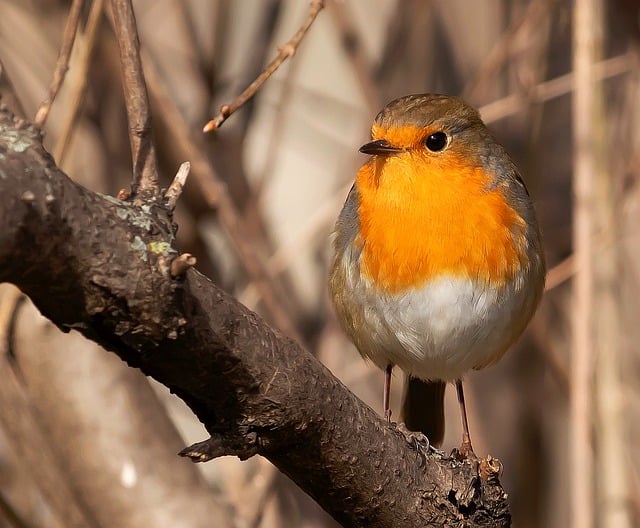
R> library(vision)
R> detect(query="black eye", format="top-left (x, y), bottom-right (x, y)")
top-left (425, 132), bottom-right (448, 152)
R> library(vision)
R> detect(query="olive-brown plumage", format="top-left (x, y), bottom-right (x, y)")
top-left (329, 94), bottom-right (545, 454)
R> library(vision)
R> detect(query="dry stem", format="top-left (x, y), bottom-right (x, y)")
top-left (327, 1), bottom-right (379, 114)
top-left (164, 161), bottom-right (191, 211)
top-left (110, 0), bottom-right (160, 202)
top-left (203, 0), bottom-right (325, 132)
top-left (571, 1), bottom-right (597, 526)
top-left (141, 51), bottom-right (302, 341)
top-left (53, 0), bottom-right (105, 166)
top-left (34, 0), bottom-right (85, 127)
top-left (463, 0), bottom-right (550, 101)
top-left (479, 52), bottom-right (633, 125)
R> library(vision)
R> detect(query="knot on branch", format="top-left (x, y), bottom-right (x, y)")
top-left (179, 430), bottom-right (260, 462)
top-left (170, 253), bottom-right (197, 277)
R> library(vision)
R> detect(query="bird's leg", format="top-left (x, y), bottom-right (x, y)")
top-left (455, 379), bottom-right (475, 458)
top-left (383, 364), bottom-right (393, 422)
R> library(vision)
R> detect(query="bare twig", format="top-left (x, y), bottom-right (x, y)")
top-left (203, 0), bottom-right (325, 132)
top-left (0, 59), bottom-right (27, 118)
top-left (0, 353), bottom-right (98, 527)
top-left (250, 28), bottom-right (302, 205)
top-left (53, 0), bottom-right (105, 166)
top-left (590, 26), bottom-right (633, 528)
top-left (245, 463), bottom-right (280, 528)
top-left (0, 489), bottom-right (32, 528)
top-left (34, 0), bottom-right (85, 127)
top-left (571, 1), bottom-right (597, 526)
top-left (141, 51), bottom-right (302, 341)
top-left (327, 1), bottom-right (379, 114)
top-left (543, 218), bottom-right (640, 293)
top-left (267, 185), bottom-right (347, 277)
top-left (463, 0), bottom-right (551, 101)
top-left (479, 52), bottom-right (633, 125)
top-left (545, 254), bottom-right (575, 291)
top-left (164, 161), bottom-right (190, 211)
top-left (239, 181), bottom-right (348, 310)
top-left (110, 0), bottom-right (160, 202)
top-left (528, 314), bottom-right (571, 396)
top-left (170, 0), bottom-right (205, 75)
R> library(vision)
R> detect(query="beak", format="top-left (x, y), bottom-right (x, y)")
top-left (359, 139), bottom-right (403, 156)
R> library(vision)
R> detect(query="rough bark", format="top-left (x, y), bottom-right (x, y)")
top-left (0, 107), bottom-right (511, 527)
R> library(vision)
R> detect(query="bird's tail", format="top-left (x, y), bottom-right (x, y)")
top-left (400, 377), bottom-right (446, 447)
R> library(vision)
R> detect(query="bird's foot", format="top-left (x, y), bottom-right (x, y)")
top-left (451, 434), bottom-right (477, 462)
top-left (451, 446), bottom-right (476, 461)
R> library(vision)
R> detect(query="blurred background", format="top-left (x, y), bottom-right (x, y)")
top-left (0, 0), bottom-right (639, 527)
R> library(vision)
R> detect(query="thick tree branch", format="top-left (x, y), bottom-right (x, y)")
top-left (0, 108), bottom-right (511, 528)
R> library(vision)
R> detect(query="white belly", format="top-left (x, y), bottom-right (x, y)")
top-left (332, 246), bottom-right (539, 381)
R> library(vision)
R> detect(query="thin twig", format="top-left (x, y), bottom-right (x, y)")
top-left (53, 0), bottom-right (105, 166)
top-left (110, 0), bottom-right (160, 202)
top-left (203, 0), bottom-right (325, 132)
top-left (0, 489), bottom-right (32, 528)
top-left (545, 254), bottom-right (575, 291)
top-left (164, 161), bottom-right (190, 211)
top-left (543, 218), bottom-right (640, 293)
top-left (528, 315), bottom-right (571, 397)
top-left (268, 182), bottom-right (349, 275)
top-left (250, 21), bottom-right (303, 205)
top-left (571, 1), bottom-right (597, 526)
top-left (141, 50), bottom-right (302, 342)
top-left (590, 25), bottom-right (633, 528)
top-left (170, 0), bottom-right (206, 75)
top-left (0, 59), bottom-right (27, 117)
top-left (479, 52), bottom-right (634, 124)
top-left (239, 180), bottom-right (348, 310)
top-left (34, 0), bottom-right (85, 127)
top-left (327, 1), bottom-right (379, 115)
top-left (243, 460), bottom-right (280, 528)
top-left (463, 0), bottom-right (551, 101)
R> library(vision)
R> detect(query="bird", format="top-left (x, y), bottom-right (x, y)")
top-left (329, 94), bottom-right (545, 456)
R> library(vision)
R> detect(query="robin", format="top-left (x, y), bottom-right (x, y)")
top-left (329, 94), bottom-right (545, 456)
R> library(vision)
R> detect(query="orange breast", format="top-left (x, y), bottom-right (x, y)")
top-left (356, 150), bottom-right (527, 293)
